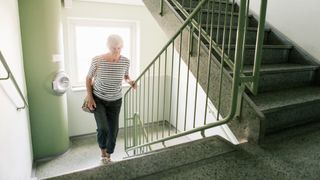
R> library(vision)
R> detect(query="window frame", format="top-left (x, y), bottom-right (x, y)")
top-left (67, 17), bottom-right (139, 89)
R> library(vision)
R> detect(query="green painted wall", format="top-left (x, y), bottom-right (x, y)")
top-left (18, 0), bottom-right (69, 159)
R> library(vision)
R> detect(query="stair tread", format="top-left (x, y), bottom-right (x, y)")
top-left (46, 136), bottom-right (236, 179)
top-left (178, 1), bottom-right (237, 9)
top-left (182, 7), bottom-right (240, 16)
top-left (202, 24), bottom-right (271, 31)
top-left (250, 86), bottom-right (320, 112)
top-left (208, 44), bottom-right (292, 49)
top-left (238, 44), bottom-right (292, 49)
top-left (241, 63), bottom-right (318, 74)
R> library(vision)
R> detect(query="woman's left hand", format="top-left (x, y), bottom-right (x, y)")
top-left (129, 80), bottom-right (137, 89)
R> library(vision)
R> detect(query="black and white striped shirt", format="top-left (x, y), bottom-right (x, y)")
top-left (87, 55), bottom-right (130, 101)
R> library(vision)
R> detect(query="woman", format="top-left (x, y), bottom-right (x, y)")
top-left (86, 34), bottom-right (136, 163)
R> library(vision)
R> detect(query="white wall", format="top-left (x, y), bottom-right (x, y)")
top-left (0, 0), bottom-right (33, 179)
top-left (167, 52), bottom-right (238, 144)
top-left (249, 0), bottom-right (320, 61)
top-left (61, 1), bottom-right (168, 136)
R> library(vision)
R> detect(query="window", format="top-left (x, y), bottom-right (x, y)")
top-left (68, 18), bottom-right (139, 88)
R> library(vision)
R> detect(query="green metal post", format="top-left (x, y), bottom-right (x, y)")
top-left (251, 0), bottom-right (268, 95)
top-left (175, 32), bottom-right (183, 133)
top-left (193, 10), bottom-right (202, 128)
top-left (160, 0), bottom-right (164, 16)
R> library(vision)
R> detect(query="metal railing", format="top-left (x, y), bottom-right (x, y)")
top-left (0, 51), bottom-right (29, 110)
top-left (124, 0), bottom-right (267, 155)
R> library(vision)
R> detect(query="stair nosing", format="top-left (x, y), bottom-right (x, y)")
top-left (182, 1), bottom-right (237, 7)
top-left (251, 87), bottom-right (320, 113)
top-left (201, 25), bottom-right (271, 31)
top-left (261, 99), bottom-right (320, 114)
top-left (240, 64), bottom-right (318, 75)
top-left (174, 7), bottom-right (243, 17)
top-left (207, 44), bottom-right (293, 49)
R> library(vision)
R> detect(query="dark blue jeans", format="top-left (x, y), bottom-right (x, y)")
top-left (93, 95), bottom-right (122, 154)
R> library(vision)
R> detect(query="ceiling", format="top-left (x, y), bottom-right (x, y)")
top-left (76, 0), bottom-right (144, 6)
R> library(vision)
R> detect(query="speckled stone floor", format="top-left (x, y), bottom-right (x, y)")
top-left (138, 125), bottom-right (320, 180)
top-left (35, 132), bottom-right (124, 179)
top-left (44, 122), bottom-right (320, 180)
top-left (35, 126), bottom-right (191, 179)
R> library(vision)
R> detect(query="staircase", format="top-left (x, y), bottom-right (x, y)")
top-left (44, 0), bottom-right (320, 179)
top-left (143, 0), bottom-right (320, 144)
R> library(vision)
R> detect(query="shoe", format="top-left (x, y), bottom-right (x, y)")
top-left (100, 156), bottom-right (111, 164)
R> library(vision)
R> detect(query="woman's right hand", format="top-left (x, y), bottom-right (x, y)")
top-left (87, 96), bottom-right (96, 111)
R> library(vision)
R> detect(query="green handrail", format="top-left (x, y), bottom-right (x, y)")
top-left (125, 0), bottom-right (210, 153)
top-left (250, 0), bottom-right (267, 95)
top-left (0, 50), bottom-right (29, 110)
top-left (125, 0), bottom-right (208, 90)
top-left (125, 0), bottom-right (268, 153)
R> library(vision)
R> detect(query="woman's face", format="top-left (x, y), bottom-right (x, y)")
top-left (110, 46), bottom-right (122, 55)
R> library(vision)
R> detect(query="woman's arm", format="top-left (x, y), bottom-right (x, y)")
top-left (124, 75), bottom-right (136, 89)
top-left (86, 76), bottom-right (96, 110)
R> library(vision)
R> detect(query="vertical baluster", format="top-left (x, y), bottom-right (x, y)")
top-left (124, 93), bottom-right (128, 150)
top-left (138, 115), bottom-right (143, 154)
top-left (136, 82), bottom-right (141, 150)
top-left (205, 0), bottom-right (210, 32)
top-left (163, 50), bottom-right (167, 138)
top-left (210, 0), bottom-right (217, 46)
top-left (241, 0), bottom-right (250, 73)
top-left (184, 25), bottom-right (193, 131)
top-left (128, 88), bottom-right (132, 148)
top-left (133, 79), bottom-right (138, 149)
top-left (222, 1), bottom-right (230, 51)
top-left (182, 0), bottom-right (185, 11)
top-left (152, 64), bottom-right (155, 141)
top-left (193, 9), bottom-right (202, 128)
top-left (216, 0), bottom-right (230, 121)
top-left (160, 0), bottom-right (164, 16)
top-left (168, 42), bottom-right (175, 136)
top-left (204, 0), bottom-right (215, 125)
top-left (252, 0), bottom-right (267, 94)
top-left (157, 57), bottom-right (161, 139)
top-left (143, 75), bottom-right (146, 146)
top-left (131, 106), bottom-right (138, 154)
top-left (216, 0), bottom-right (222, 44)
top-left (175, 32), bottom-right (183, 134)
top-left (147, 69), bottom-right (150, 142)
top-left (135, 79), bottom-right (140, 148)
top-left (227, 0), bottom-right (236, 56)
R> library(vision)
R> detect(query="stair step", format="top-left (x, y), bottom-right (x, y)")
top-left (251, 86), bottom-right (320, 112)
top-left (250, 86), bottom-right (320, 133)
top-left (205, 44), bottom-right (292, 64)
top-left (229, 44), bottom-right (292, 49)
top-left (197, 10), bottom-right (257, 27)
top-left (242, 63), bottom-right (317, 74)
top-left (173, 4), bottom-right (257, 27)
top-left (176, 0), bottom-right (239, 13)
top-left (203, 25), bottom-right (270, 31)
top-left (45, 136), bottom-right (236, 179)
top-left (139, 147), bottom-right (289, 180)
top-left (201, 25), bottom-right (274, 45)
top-left (232, 44), bottom-right (291, 64)
top-left (245, 63), bottom-right (318, 92)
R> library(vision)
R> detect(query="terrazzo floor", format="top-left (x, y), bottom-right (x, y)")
top-left (35, 126), bottom-right (191, 179)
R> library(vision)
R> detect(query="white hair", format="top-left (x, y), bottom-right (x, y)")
top-left (106, 34), bottom-right (123, 49)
